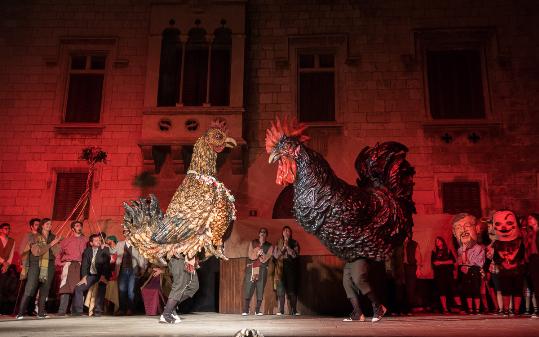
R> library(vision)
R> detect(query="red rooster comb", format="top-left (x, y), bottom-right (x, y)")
top-left (210, 118), bottom-right (228, 133)
top-left (265, 116), bottom-right (310, 153)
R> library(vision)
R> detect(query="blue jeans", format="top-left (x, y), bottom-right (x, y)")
top-left (118, 268), bottom-right (136, 312)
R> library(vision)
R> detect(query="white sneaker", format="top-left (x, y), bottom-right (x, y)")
top-left (159, 314), bottom-right (180, 324)
top-left (241, 312), bottom-right (248, 316)
top-left (255, 312), bottom-right (264, 316)
top-left (343, 314), bottom-right (365, 322)
top-left (16, 315), bottom-right (24, 320)
top-left (275, 312), bottom-right (282, 316)
top-left (171, 312), bottom-right (181, 322)
top-left (294, 312), bottom-right (301, 316)
top-left (372, 305), bottom-right (387, 323)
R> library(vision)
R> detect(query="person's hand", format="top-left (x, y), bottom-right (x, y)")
top-left (51, 237), bottom-right (62, 246)
top-left (1, 262), bottom-right (8, 273)
top-left (152, 267), bottom-right (164, 277)
top-left (77, 276), bottom-right (87, 286)
top-left (257, 249), bottom-right (264, 257)
top-left (99, 275), bottom-right (108, 284)
top-left (461, 266), bottom-right (469, 274)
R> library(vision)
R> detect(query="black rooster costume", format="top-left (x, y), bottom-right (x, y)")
top-left (265, 117), bottom-right (415, 262)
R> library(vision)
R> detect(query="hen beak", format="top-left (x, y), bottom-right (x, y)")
top-left (269, 151), bottom-right (280, 164)
top-left (225, 137), bottom-right (237, 148)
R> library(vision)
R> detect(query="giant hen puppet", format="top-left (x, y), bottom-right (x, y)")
top-left (265, 117), bottom-right (416, 262)
top-left (123, 119), bottom-right (237, 266)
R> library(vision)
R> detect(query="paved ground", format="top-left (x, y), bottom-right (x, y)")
top-left (1, 313), bottom-right (538, 337)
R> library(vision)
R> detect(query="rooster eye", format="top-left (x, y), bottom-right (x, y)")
top-left (214, 133), bottom-right (223, 140)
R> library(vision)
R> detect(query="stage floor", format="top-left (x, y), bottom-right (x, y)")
top-left (1, 313), bottom-right (539, 337)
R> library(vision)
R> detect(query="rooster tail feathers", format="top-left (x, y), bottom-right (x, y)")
top-left (355, 141), bottom-right (416, 209)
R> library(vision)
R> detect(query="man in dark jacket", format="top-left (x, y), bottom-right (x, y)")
top-left (71, 234), bottom-right (111, 316)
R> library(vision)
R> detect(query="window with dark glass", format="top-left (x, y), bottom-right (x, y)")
top-left (209, 25), bottom-right (232, 106)
top-left (52, 172), bottom-right (90, 220)
top-left (442, 181), bottom-right (481, 217)
top-left (157, 28), bottom-right (182, 107)
top-left (156, 20), bottom-right (233, 107)
top-left (426, 49), bottom-right (485, 119)
top-left (182, 26), bottom-right (209, 106)
top-left (65, 55), bottom-right (105, 123)
top-left (298, 53), bottom-right (335, 122)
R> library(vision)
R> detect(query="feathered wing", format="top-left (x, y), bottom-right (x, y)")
top-left (354, 141), bottom-right (416, 246)
top-left (123, 175), bottom-right (235, 265)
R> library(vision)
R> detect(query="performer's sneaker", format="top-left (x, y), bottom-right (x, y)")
top-left (275, 312), bottom-right (283, 316)
top-left (15, 315), bottom-right (24, 320)
top-left (172, 312), bottom-right (181, 322)
top-left (241, 312), bottom-right (248, 316)
top-left (37, 314), bottom-right (50, 319)
top-left (255, 312), bottom-right (264, 316)
top-left (343, 314), bottom-right (365, 322)
top-left (159, 314), bottom-right (180, 324)
top-left (372, 305), bottom-right (387, 323)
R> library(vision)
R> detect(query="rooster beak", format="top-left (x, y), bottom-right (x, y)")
top-left (269, 151), bottom-right (280, 164)
top-left (224, 137), bottom-right (237, 148)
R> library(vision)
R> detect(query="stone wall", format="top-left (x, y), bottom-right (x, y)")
top-left (0, 0), bottom-right (538, 274)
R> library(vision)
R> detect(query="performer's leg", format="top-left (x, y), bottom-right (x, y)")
top-left (255, 267), bottom-right (268, 314)
top-left (162, 298), bottom-right (178, 317)
top-left (93, 281), bottom-right (107, 315)
top-left (127, 269), bottom-right (137, 313)
top-left (71, 275), bottom-right (97, 314)
top-left (117, 268), bottom-right (131, 314)
top-left (36, 266), bottom-right (55, 316)
top-left (57, 294), bottom-right (70, 314)
top-left (242, 267), bottom-right (256, 314)
top-left (276, 281), bottom-right (285, 314)
top-left (342, 262), bottom-right (364, 322)
top-left (284, 265), bottom-right (298, 314)
top-left (18, 266), bottom-right (40, 316)
top-left (180, 271), bottom-right (199, 302)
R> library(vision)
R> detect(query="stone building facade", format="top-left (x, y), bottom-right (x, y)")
top-left (1, 0), bottom-right (538, 277)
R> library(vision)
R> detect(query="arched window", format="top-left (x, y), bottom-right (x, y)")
top-left (157, 27), bottom-right (182, 107)
top-left (210, 22), bottom-right (232, 106)
top-left (272, 185), bottom-right (295, 219)
top-left (182, 22), bottom-right (209, 106)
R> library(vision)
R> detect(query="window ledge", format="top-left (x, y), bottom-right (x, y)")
top-left (54, 123), bottom-right (105, 135)
top-left (302, 122), bottom-right (344, 129)
top-left (144, 106), bottom-right (245, 115)
top-left (422, 120), bottom-right (502, 132)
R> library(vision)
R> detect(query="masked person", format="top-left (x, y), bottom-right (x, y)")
top-left (452, 213), bottom-right (485, 314)
top-left (484, 216), bottom-right (503, 314)
top-left (492, 210), bottom-right (525, 316)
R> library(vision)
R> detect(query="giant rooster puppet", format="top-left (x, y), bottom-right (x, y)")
top-left (265, 117), bottom-right (415, 262)
top-left (123, 120), bottom-right (237, 265)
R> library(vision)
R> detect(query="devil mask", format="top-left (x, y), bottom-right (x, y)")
top-left (492, 210), bottom-right (520, 242)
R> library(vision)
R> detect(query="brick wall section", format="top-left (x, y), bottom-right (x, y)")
top-left (245, 0), bottom-right (539, 219)
top-left (0, 0), bottom-right (150, 243)
top-left (0, 0), bottom-right (538, 254)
